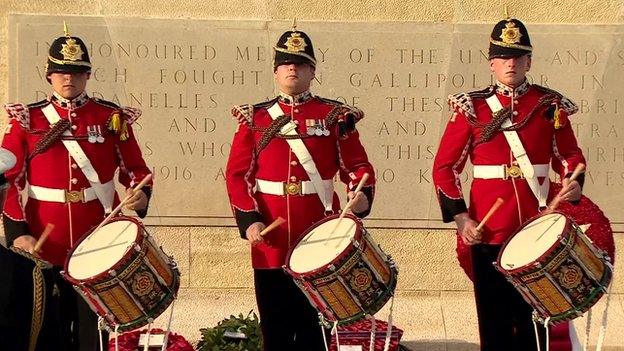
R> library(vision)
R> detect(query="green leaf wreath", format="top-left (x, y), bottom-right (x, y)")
top-left (197, 311), bottom-right (263, 351)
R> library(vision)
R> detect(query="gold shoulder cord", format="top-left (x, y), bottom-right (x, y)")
top-left (10, 247), bottom-right (48, 351)
top-left (29, 266), bottom-right (45, 351)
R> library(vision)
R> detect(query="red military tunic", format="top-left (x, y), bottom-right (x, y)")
top-left (2, 91), bottom-right (152, 266)
top-left (226, 91), bottom-right (375, 269)
top-left (433, 80), bottom-right (586, 244)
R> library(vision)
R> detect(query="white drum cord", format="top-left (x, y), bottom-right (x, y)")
top-left (320, 314), bottom-right (330, 351)
top-left (583, 309), bottom-right (593, 351)
top-left (383, 295), bottom-right (395, 351)
top-left (544, 317), bottom-right (551, 351)
top-left (531, 313), bottom-right (551, 351)
top-left (532, 312), bottom-right (542, 351)
top-left (114, 324), bottom-right (119, 351)
top-left (98, 317), bottom-right (105, 351)
top-left (595, 282), bottom-right (614, 351)
top-left (143, 322), bottom-right (152, 351)
top-left (332, 321), bottom-right (340, 350)
top-left (161, 298), bottom-right (177, 351)
top-left (368, 314), bottom-right (376, 351)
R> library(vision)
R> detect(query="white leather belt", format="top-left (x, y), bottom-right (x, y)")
top-left (28, 182), bottom-right (112, 203)
top-left (473, 164), bottom-right (549, 179)
top-left (255, 179), bottom-right (334, 196)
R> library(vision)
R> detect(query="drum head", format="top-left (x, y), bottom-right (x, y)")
top-left (288, 216), bottom-right (358, 274)
top-left (67, 219), bottom-right (140, 280)
top-left (500, 213), bottom-right (566, 270)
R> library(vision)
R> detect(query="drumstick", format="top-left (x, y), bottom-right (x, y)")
top-left (327, 173), bottom-right (370, 243)
top-left (547, 163), bottom-right (585, 212)
top-left (92, 174), bottom-right (153, 234)
top-left (33, 223), bottom-right (55, 254)
top-left (476, 198), bottom-right (504, 231)
top-left (260, 217), bottom-right (285, 236)
top-left (339, 173), bottom-right (370, 221)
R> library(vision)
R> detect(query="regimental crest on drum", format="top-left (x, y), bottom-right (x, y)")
top-left (344, 263), bottom-right (381, 305)
top-left (552, 259), bottom-right (595, 304)
top-left (558, 264), bottom-right (583, 290)
top-left (350, 268), bottom-right (373, 292)
top-left (129, 266), bottom-right (162, 307)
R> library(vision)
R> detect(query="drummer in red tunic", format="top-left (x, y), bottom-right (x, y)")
top-left (1, 26), bottom-right (152, 351)
top-left (225, 24), bottom-right (375, 351)
top-left (432, 17), bottom-right (585, 351)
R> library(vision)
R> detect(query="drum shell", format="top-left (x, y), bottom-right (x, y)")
top-left (496, 212), bottom-right (612, 324)
top-left (284, 214), bottom-right (398, 325)
top-left (63, 216), bottom-right (180, 331)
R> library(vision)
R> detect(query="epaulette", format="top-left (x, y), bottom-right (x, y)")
top-left (92, 97), bottom-right (120, 109)
top-left (231, 104), bottom-right (254, 125)
top-left (5, 102), bottom-right (38, 130)
top-left (532, 85), bottom-right (578, 115)
top-left (27, 99), bottom-right (50, 109)
top-left (253, 99), bottom-right (277, 110)
top-left (316, 97), bottom-right (365, 123)
top-left (315, 97), bottom-right (364, 137)
top-left (448, 86), bottom-right (495, 121)
top-left (231, 98), bottom-right (278, 125)
top-left (94, 97), bottom-right (142, 125)
top-left (100, 98), bottom-right (142, 141)
top-left (316, 96), bottom-right (344, 106)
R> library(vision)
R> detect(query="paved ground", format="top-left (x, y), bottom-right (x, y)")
top-left (147, 288), bottom-right (624, 350)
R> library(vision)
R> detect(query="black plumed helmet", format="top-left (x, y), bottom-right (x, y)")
top-left (45, 23), bottom-right (91, 82)
top-left (273, 21), bottom-right (316, 70)
top-left (488, 18), bottom-right (532, 59)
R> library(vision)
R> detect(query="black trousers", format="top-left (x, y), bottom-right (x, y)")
top-left (254, 269), bottom-right (329, 351)
top-left (0, 245), bottom-right (107, 351)
top-left (471, 244), bottom-right (546, 351)
top-left (55, 270), bottom-right (109, 351)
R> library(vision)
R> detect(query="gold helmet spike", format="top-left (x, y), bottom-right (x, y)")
top-left (63, 21), bottom-right (70, 37)
top-left (292, 18), bottom-right (297, 31)
top-left (504, 4), bottom-right (510, 19)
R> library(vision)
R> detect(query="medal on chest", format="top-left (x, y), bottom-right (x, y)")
top-left (87, 125), bottom-right (105, 143)
top-left (305, 119), bottom-right (330, 136)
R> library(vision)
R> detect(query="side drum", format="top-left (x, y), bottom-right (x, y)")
top-left (284, 214), bottom-right (398, 325)
top-left (496, 212), bottom-right (612, 324)
top-left (63, 216), bottom-right (180, 331)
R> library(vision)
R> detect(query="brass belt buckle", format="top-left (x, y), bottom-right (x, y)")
top-left (505, 165), bottom-right (523, 179)
top-left (283, 181), bottom-right (302, 196)
top-left (64, 189), bottom-right (85, 203)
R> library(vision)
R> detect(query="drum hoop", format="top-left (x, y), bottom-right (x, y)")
top-left (496, 211), bottom-right (575, 274)
top-left (63, 216), bottom-right (145, 282)
top-left (284, 213), bottom-right (363, 276)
